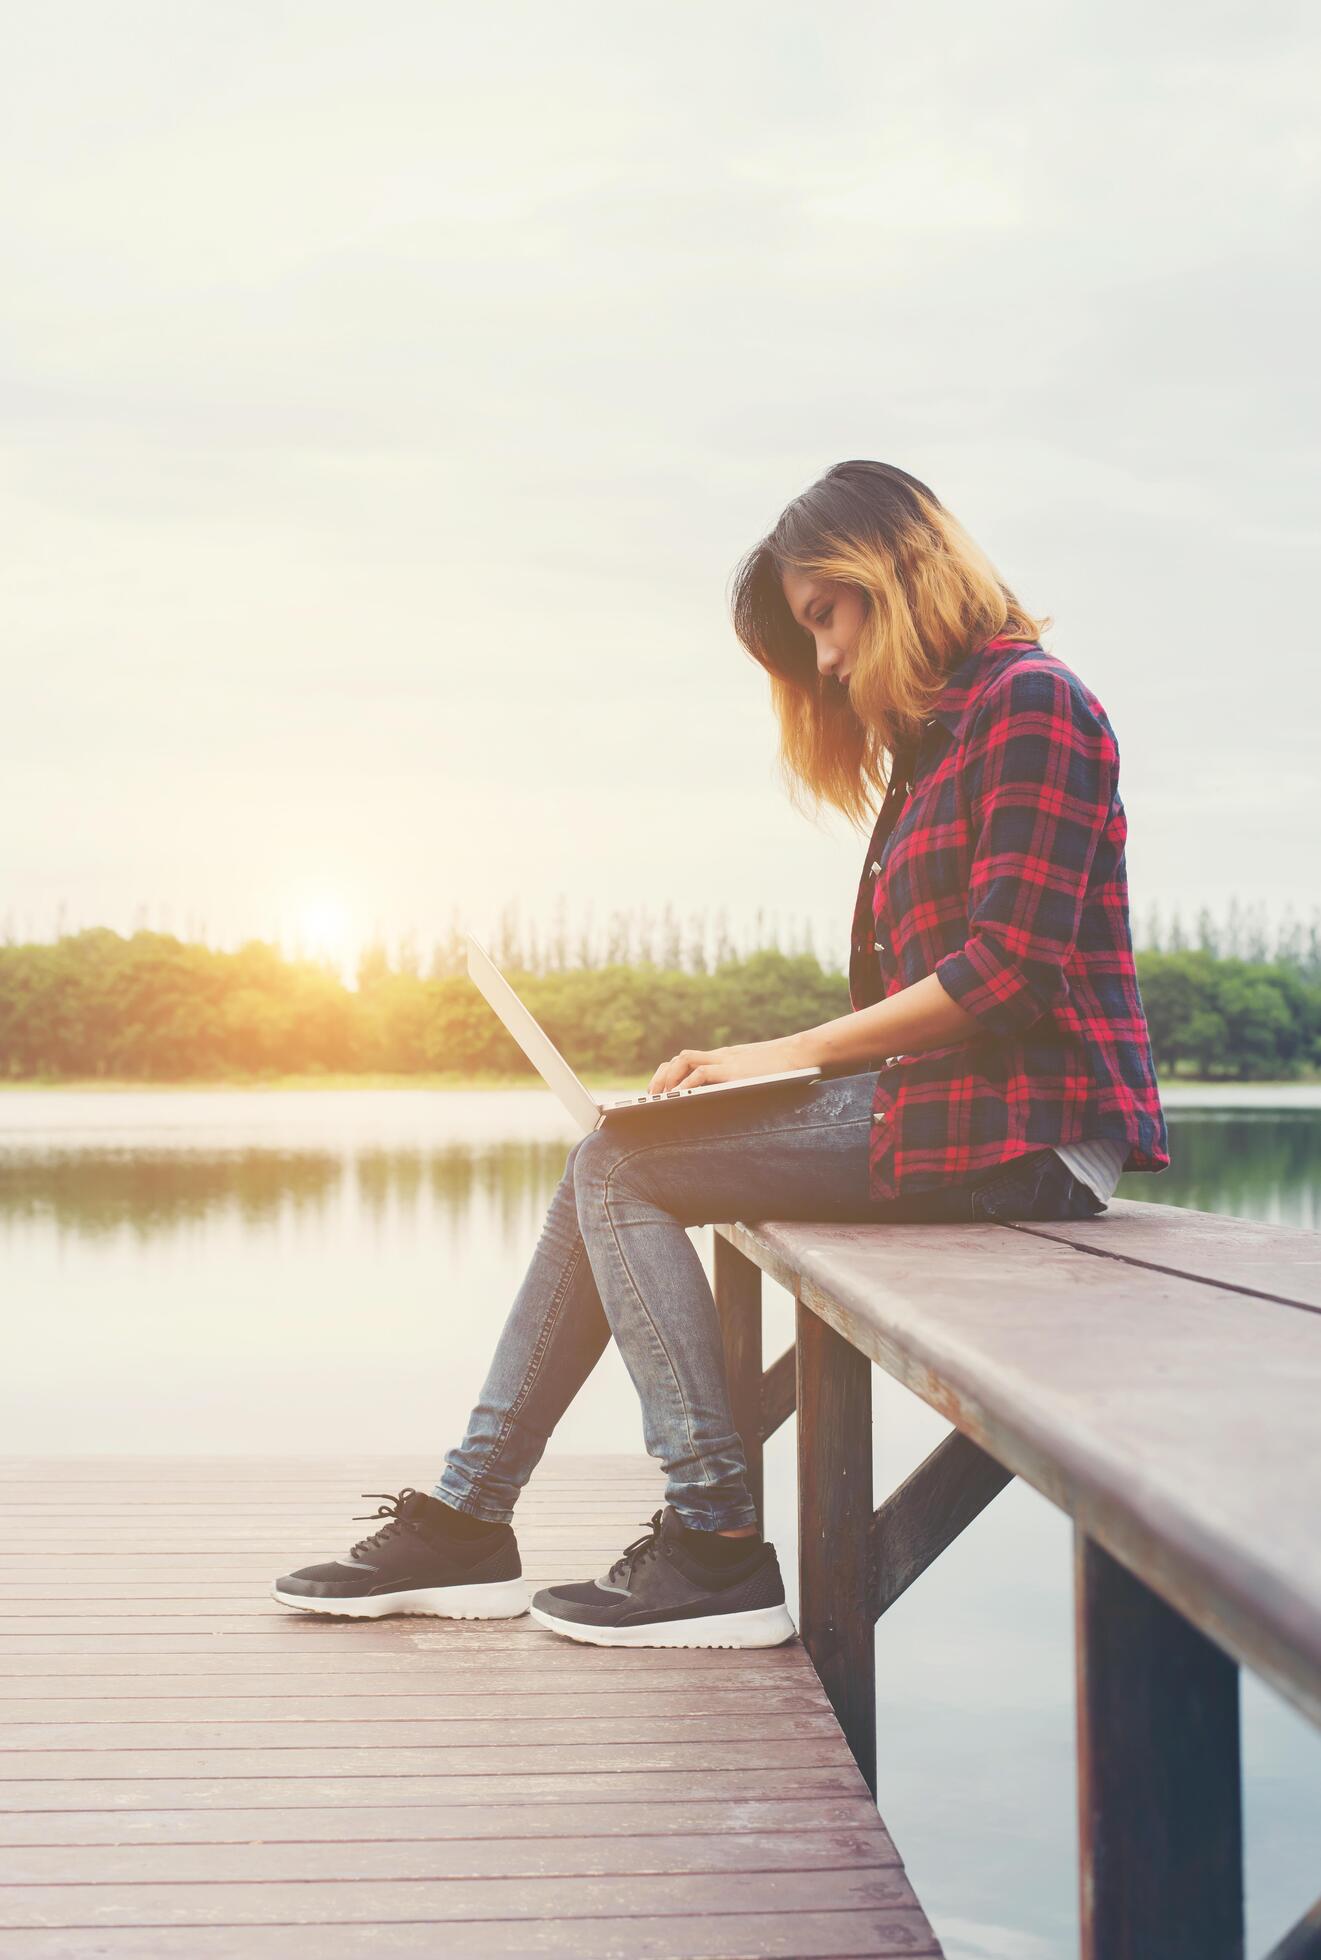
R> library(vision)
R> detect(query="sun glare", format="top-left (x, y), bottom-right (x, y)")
top-left (288, 893), bottom-right (355, 968)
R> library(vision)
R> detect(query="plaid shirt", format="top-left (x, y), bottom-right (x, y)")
top-left (848, 635), bottom-right (1170, 1201)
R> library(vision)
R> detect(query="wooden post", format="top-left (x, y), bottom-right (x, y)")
top-left (713, 1234), bottom-right (764, 1527)
top-left (797, 1298), bottom-right (876, 1795)
top-left (1075, 1530), bottom-right (1243, 1960)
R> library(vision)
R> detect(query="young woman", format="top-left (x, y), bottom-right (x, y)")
top-left (274, 459), bottom-right (1169, 1649)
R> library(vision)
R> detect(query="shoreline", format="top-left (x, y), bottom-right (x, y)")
top-left (0, 1072), bottom-right (652, 1094)
top-left (2, 1072), bottom-right (1319, 1097)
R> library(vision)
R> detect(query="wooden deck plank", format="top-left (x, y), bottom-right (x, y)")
top-left (0, 1691), bottom-right (829, 1722)
top-left (0, 1456), bottom-right (942, 1959)
top-left (0, 1637), bottom-right (809, 1658)
top-left (0, 1867), bottom-right (922, 1926)
top-left (9, 1574), bottom-right (722, 1596)
top-left (0, 1655), bottom-right (809, 1682)
top-left (2, 1712), bottom-right (844, 1748)
top-left (0, 1768), bottom-right (870, 1810)
top-left (0, 1756), bottom-right (854, 1787)
top-left (0, 1829), bottom-right (898, 1881)
top-left (0, 1911), bottom-right (948, 1956)
top-left (1008, 1197), bottom-right (1321, 1311)
top-left (0, 1796), bottom-right (886, 1847)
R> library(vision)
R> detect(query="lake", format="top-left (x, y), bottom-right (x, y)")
top-left (3, 1084), bottom-right (1319, 1959)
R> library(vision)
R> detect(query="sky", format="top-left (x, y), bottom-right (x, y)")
top-left (3, 0), bottom-right (1318, 976)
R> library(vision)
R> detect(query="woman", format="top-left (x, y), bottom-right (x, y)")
top-left (274, 459), bottom-right (1169, 1649)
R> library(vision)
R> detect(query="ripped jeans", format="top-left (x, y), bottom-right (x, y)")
top-left (433, 1068), bottom-right (1105, 1532)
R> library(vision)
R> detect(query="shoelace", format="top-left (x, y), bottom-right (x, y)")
top-left (348, 1487), bottom-right (425, 1557)
top-left (605, 1508), bottom-right (668, 1587)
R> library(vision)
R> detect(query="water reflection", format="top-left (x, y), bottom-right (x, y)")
top-left (1122, 1112), bottom-right (1321, 1228)
top-left (0, 1148), bottom-right (341, 1239)
top-left (4, 1112), bottom-right (1317, 1242)
top-left (354, 1143), bottom-right (569, 1241)
top-left (0, 1142), bottom-right (574, 1244)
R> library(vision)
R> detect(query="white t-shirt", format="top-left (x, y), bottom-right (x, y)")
top-left (1052, 1137), bottom-right (1127, 1205)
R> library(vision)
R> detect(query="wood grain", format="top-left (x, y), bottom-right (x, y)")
top-left (0, 1454), bottom-right (942, 1960)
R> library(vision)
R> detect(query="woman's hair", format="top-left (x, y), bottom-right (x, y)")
top-left (729, 460), bottom-right (1052, 828)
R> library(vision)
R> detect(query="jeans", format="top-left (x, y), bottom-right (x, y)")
top-left (433, 1068), bottom-right (1105, 1533)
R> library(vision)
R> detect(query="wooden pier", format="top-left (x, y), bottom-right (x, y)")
top-left (0, 1454), bottom-right (942, 1957)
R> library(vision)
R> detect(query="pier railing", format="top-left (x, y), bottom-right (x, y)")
top-left (713, 1198), bottom-right (1321, 1960)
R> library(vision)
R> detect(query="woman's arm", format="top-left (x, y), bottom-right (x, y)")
top-left (647, 976), bottom-right (978, 1095)
top-left (794, 971), bottom-right (980, 1069)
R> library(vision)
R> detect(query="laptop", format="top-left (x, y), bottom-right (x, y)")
top-left (465, 933), bottom-right (822, 1134)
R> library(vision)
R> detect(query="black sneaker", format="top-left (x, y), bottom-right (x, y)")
top-left (272, 1488), bottom-right (529, 1620)
top-left (528, 1505), bottom-right (796, 1649)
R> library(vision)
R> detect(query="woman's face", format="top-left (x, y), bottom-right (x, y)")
top-left (780, 569), bottom-right (867, 689)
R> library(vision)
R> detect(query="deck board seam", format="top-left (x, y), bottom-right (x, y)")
top-left (1004, 1218), bottom-right (1321, 1315)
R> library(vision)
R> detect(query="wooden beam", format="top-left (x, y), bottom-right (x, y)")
top-left (796, 1301), bottom-right (876, 1796)
top-left (1075, 1531), bottom-right (1243, 1960)
top-left (869, 1429), bottom-right (1014, 1620)
top-left (713, 1235), bottom-right (764, 1527)
top-left (760, 1343), bottom-right (796, 1441)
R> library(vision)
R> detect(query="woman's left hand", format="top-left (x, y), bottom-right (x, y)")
top-left (647, 1034), bottom-right (813, 1098)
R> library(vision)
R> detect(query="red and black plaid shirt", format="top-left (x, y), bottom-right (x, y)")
top-left (848, 634), bottom-right (1170, 1201)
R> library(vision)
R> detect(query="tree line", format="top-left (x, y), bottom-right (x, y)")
top-left (1, 912), bottom-right (1318, 1081)
top-left (11, 893), bottom-right (1319, 980)
top-left (299, 894), bottom-right (1321, 985)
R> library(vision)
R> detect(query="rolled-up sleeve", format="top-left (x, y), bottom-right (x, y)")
top-left (934, 666), bottom-right (1119, 1038)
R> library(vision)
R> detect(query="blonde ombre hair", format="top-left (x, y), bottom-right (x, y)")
top-left (729, 460), bottom-right (1052, 828)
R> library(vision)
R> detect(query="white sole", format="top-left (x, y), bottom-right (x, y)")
top-left (271, 1577), bottom-right (530, 1619)
top-left (527, 1600), bottom-right (797, 1649)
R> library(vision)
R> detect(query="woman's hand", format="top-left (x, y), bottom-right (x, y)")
top-left (646, 1033), bottom-right (815, 1097)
